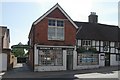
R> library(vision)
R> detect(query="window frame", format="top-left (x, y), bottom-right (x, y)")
top-left (48, 19), bottom-right (64, 40)
top-left (38, 49), bottom-right (63, 66)
top-left (82, 40), bottom-right (91, 46)
top-left (77, 53), bottom-right (99, 65)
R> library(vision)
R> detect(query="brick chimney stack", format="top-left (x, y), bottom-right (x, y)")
top-left (88, 12), bottom-right (98, 23)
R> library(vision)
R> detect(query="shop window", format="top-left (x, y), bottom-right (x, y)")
top-left (77, 53), bottom-right (98, 65)
top-left (38, 50), bottom-right (63, 66)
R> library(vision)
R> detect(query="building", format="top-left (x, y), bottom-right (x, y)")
top-left (28, 3), bottom-right (77, 71)
top-left (75, 12), bottom-right (120, 69)
top-left (28, 3), bottom-right (120, 71)
top-left (0, 26), bottom-right (11, 71)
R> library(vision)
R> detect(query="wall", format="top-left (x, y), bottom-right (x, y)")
top-left (99, 53), bottom-right (105, 67)
top-left (3, 31), bottom-right (9, 49)
top-left (110, 54), bottom-right (119, 66)
top-left (0, 28), bottom-right (2, 53)
top-left (0, 53), bottom-right (7, 72)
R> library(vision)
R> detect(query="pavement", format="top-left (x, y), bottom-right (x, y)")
top-left (0, 63), bottom-right (120, 80)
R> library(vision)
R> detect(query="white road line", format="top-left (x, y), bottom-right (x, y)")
top-left (74, 71), bottom-right (118, 78)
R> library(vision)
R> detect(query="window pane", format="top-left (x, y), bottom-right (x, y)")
top-left (57, 20), bottom-right (64, 27)
top-left (77, 53), bottom-right (98, 65)
top-left (48, 27), bottom-right (56, 39)
top-left (57, 28), bottom-right (64, 40)
top-left (82, 40), bottom-right (91, 46)
top-left (38, 50), bottom-right (63, 66)
top-left (48, 20), bottom-right (55, 26)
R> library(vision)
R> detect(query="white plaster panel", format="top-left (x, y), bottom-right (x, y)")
top-left (110, 42), bottom-right (114, 47)
top-left (100, 47), bottom-right (103, 52)
top-left (77, 40), bottom-right (81, 46)
top-left (0, 37), bottom-right (2, 53)
top-left (0, 53), bottom-right (7, 72)
top-left (34, 44), bottom-right (38, 65)
top-left (111, 48), bottom-right (115, 53)
top-left (73, 50), bottom-right (77, 70)
top-left (99, 53), bottom-right (105, 67)
top-left (101, 41), bottom-right (103, 46)
top-left (92, 40), bottom-right (95, 46)
top-left (96, 47), bottom-right (99, 51)
top-left (110, 54), bottom-right (119, 66)
top-left (96, 41), bottom-right (99, 46)
top-left (116, 49), bottom-right (118, 53)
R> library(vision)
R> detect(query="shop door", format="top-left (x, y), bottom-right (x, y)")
top-left (66, 50), bottom-right (73, 70)
top-left (105, 53), bottom-right (110, 66)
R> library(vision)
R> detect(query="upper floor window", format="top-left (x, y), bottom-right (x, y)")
top-left (48, 19), bottom-right (64, 40)
top-left (82, 40), bottom-right (91, 46)
top-left (115, 42), bottom-right (120, 48)
top-left (103, 41), bottom-right (109, 46)
top-left (103, 41), bottom-right (109, 51)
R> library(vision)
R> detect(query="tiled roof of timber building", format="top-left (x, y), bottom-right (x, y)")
top-left (119, 29), bottom-right (120, 41)
top-left (74, 21), bottom-right (119, 42)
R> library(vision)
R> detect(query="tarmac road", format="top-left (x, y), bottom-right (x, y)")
top-left (1, 63), bottom-right (120, 80)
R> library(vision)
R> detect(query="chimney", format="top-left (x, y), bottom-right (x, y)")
top-left (88, 12), bottom-right (98, 23)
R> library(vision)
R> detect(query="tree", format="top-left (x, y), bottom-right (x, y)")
top-left (11, 42), bottom-right (25, 57)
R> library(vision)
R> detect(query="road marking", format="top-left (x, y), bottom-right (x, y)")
top-left (74, 71), bottom-right (118, 78)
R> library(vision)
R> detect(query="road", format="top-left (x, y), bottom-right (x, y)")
top-left (1, 63), bottom-right (120, 80)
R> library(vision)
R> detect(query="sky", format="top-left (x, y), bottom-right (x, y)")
top-left (0, 0), bottom-right (119, 47)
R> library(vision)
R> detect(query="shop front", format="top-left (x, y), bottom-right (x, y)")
top-left (34, 45), bottom-right (75, 71)
top-left (73, 51), bottom-right (99, 70)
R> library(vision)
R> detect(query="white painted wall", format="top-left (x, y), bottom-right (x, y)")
top-left (96, 47), bottom-right (99, 51)
top-left (110, 54), bottom-right (119, 66)
top-left (34, 44), bottom-right (38, 65)
top-left (77, 40), bottom-right (81, 46)
top-left (101, 41), bottom-right (103, 46)
top-left (0, 53), bottom-right (7, 72)
top-left (34, 50), bottom-right (67, 71)
top-left (73, 50), bottom-right (77, 70)
top-left (92, 40), bottom-right (95, 46)
top-left (111, 48), bottom-right (115, 53)
top-left (110, 42), bottom-right (114, 47)
top-left (0, 29), bottom-right (2, 53)
top-left (116, 49), bottom-right (118, 53)
top-left (0, 37), bottom-right (2, 54)
top-left (96, 41), bottom-right (99, 46)
top-left (13, 57), bottom-right (17, 66)
top-left (99, 53), bottom-right (105, 67)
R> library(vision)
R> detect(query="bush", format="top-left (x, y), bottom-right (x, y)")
top-left (88, 47), bottom-right (97, 53)
top-left (76, 47), bottom-right (86, 53)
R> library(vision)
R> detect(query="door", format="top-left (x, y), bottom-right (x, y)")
top-left (66, 50), bottom-right (73, 70)
top-left (105, 53), bottom-right (110, 66)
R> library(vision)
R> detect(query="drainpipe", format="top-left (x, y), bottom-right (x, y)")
top-left (33, 24), bottom-right (35, 71)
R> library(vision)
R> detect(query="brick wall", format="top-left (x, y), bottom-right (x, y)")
top-left (33, 8), bottom-right (76, 46)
